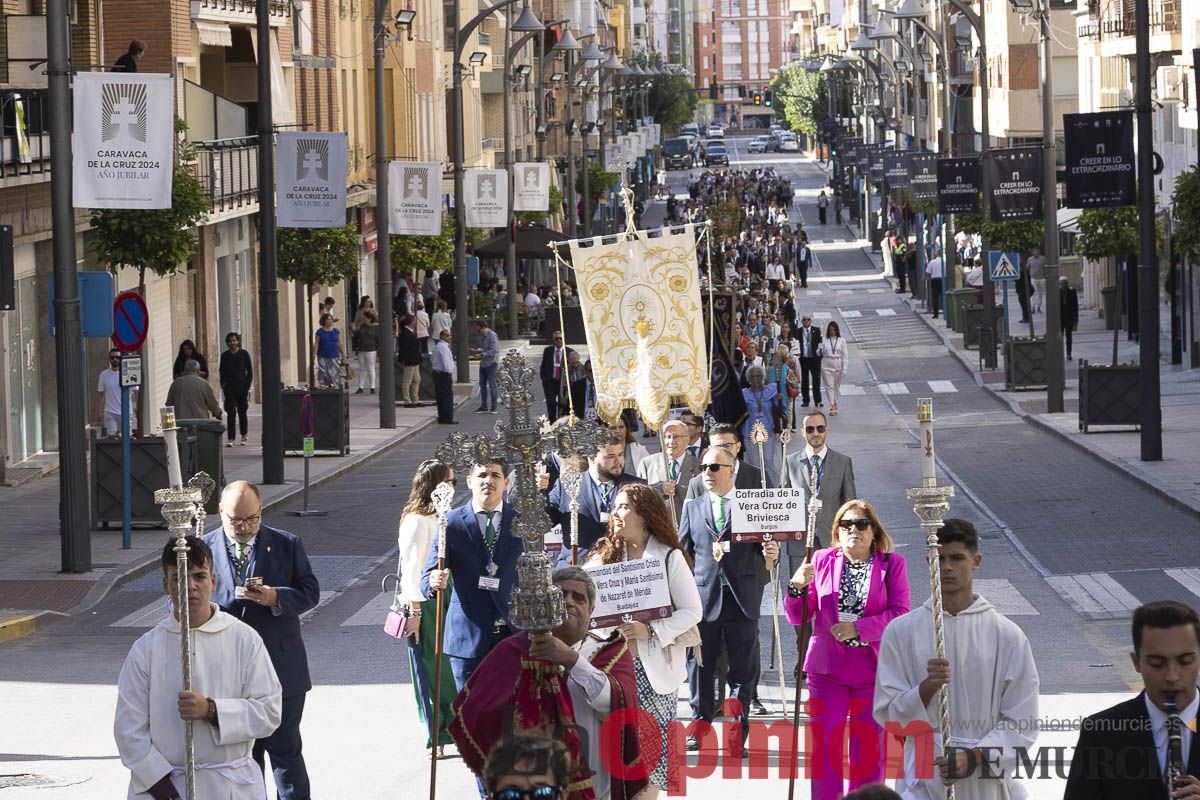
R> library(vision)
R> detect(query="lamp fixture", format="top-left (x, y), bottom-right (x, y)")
top-left (549, 72), bottom-right (564, 82)
top-left (469, 51), bottom-right (487, 65)
top-left (819, 55), bottom-right (838, 72)
top-left (894, 0), bottom-right (930, 19)
top-left (394, 8), bottom-right (416, 27)
top-left (513, 64), bottom-right (532, 78)
top-left (511, 3), bottom-right (544, 32)
top-left (1008, 0), bottom-right (1034, 9)
top-left (581, 42), bottom-right (604, 61)
top-left (554, 28), bottom-right (582, 52)
top-left (869, 18), bottom-right (897, 40)
top-left (850, 31), bottom-right (875, 51)
top-left (602, 53), bottom-right (623, 71)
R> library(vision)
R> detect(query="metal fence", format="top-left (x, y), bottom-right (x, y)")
top-left (194, 138), bottom-right (261, 210)
top-left (0, 89), bottom-right (51, 181)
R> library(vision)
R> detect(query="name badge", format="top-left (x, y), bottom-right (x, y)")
top-left (478, 576), bottom-right (501, 592)
top-left (545, 526), bottom-right (563, 552)
top-left (599, 512), bottom-right (610, 524)
top-left (721, 541), bottom-right (731, 554)
top-left (837, 611), bottom-right (857, 623)
top-left (234, 586), bottom-right (247, 600)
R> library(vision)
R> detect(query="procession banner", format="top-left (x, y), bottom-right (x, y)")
top-left (585, 556), bottom-right (673, 628)
top-left (567, 223), bottom-right (710, 429)
top-left (987, 147), bottom-right (1042, 222)
top-left (513, 162), bottom-right (550, 210)
top-left (1064, 111), bottom-right (1135, 208)
top-left (387, 161), bottom-right (442, 235)
top-left (464, 168), bottom-right (507, 228)
top-left (731, 488), bottom-right (807, 542)
top-left (73, 72), bottom-right (174, 209)
top-left (937, 157), bottom-right (981, 215)
top-left (276, 132), bottom-right (348, 228)
top-left (884, 149), bottom-right (910, 190)
top-left (908, 152), bottom-right (939, 200)
top-left (704, 289), bottom-right (749, 428)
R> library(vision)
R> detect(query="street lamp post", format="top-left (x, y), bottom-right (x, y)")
top-left (1134, 0), bottom-right (1162, 459)
top-left (502, 24), bottom-right (540, 339)
top-left (451, 0), bottom-right (543, 381)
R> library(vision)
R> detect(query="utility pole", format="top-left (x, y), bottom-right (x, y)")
top-left (375, 0), bottom-right (396, 426)
top-left (503, 16), bottom-right (519, 339)
top-left (257, 0), bottom-right (284, 484)
top-left (47, 0), bottom-right (90, 571)
top-left (1135, 0), bottom-right (1162, 459)
top-left (1038, 0), bottom-right (1064, 412)
top-left (452, 2), bottom-right (470, 383)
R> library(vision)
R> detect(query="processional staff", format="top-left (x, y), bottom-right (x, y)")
top-left (750, 421), bottom-right (787, 719)
top-left (906, 398), bottom-right (956, 800)
top-left (155, 407), bottom-right (215, 800)
top-left (426, 480), bottom-right (455, 800)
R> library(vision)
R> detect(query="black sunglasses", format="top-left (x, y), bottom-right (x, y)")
top-left (701, 463), bottom-right (730, 473)
top-left (492, 787), bottom-right (561, 800)
top-left (805, 425), bottom-right (827, 434)
top-left (838, 518), bottom-right (871, 531)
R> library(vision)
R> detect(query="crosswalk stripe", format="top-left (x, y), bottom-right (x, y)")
top-left (112, 599), bottom-right (169, 628)
top-left (878, 382), bottom-right (909, 395)
top-left (868, 289), bottom-right (888, 294)
top-left (839, 384), bottom-right (866, 396)
top-left (1166, 569), bottom-right (1200, 599)
top-left (841, 310), bottom-right (862, 318)
top-left (1047, 573), bottom-right (1141, 618)
top-left (974, 579), bottom-right (1040, 616)
top-left (341, 592), bottom-right (397, 626)
top-left (875, 308), bottom-right (897, 316)
top-left (813, 311), bottom-right (833, 319)
top-left (927, 380), bottom-right (958, 393)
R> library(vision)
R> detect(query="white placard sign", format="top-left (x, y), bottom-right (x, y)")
top-left (388, 162), bottom-right (442, 235)
top-left (584, 556), bottom-right (673, 628)
top-left (512, 162), bottom-right (550, 211)
top-left (464, 168), bottom-right (507, 228)
top-left (731, 488), bottom-right (807, 542)
top-left (648, 123), bottom-right (661, 147)
top-left (276, 132), bottom-right (348, 228)
top-left (603, 144), bottom-right (621, 174)
top-left (618, 135), bottom-right (635, 164)
top-left (73, 73), bottom-right (174, 209)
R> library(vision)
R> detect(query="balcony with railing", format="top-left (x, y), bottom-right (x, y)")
top-left (0, 88), bottom-right (51, 185)
top-left (1082, 0), bottom-right (1180, 49)
top-left (194, 137), bottom-right (260, 212)
top-left (191, 0), bottom-right (290, 26)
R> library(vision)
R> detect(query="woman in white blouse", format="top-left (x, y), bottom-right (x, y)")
top-left (587, 484), bottom-right (702, 797)
top-left (818, 321), bottom-right (849, 416)
top-left (396, 459), bottom-right (458, 757)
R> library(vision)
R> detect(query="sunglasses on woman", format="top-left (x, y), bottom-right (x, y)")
top-left (838, 518), bottom-right (871, 531)
top-left (491, 786), bottom-right (561, 800)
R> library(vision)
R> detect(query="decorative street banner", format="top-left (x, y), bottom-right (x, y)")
top-left (731, 488), bottom-right (806, 542)
top-left (1064, 111), bottom-right (1135, 208)
top-left (908, 152), bottom-right (939, 200)
top-left (567, 222), bottom-right (710, 429)
top-left (937, 157), bottom-right (981, 215)
top-left (618, 134), bottom-right (635, 165)
top-left (585, 556), bottom-right (673, 629)
top-left (276, 131), bottom-right (348, 228)
top-left (855, 142), bottom-right (869, 170)
top-left (512, 162), bottom-right (550, 211)
top-left (603, 145), bottom-right (621, 174)
top-left (464, 168), bottom-right (507, 228)
top-left (884, 149), bottom-right (910, 190)
top-left (387, 161), bottom-right (442, 236)
top-left (987, 147), bottom-right (1042, 222)
top-left (73, 73), bottom-right (174, 209)
top-left (869, 144), bottom-right (885, 182)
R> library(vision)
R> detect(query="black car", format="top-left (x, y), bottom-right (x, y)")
top-left (704, 142), bottom-right (729, 167)
top-left (663, 137), bottom-right (694, 170)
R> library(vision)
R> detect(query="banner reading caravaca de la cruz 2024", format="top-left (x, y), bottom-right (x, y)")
top-left (276, 132), bottom-right (348, 228)
top-left (513, 162), bottom-right (550, 211)
top-left (388, 162), bottom-right (442, 236)
top-left (464, 168), bottom-right (508, 229)
top-left (73, 73), bottom-right (174, 209)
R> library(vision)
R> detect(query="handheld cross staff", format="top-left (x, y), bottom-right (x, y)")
top-left (906, 399), bottom-right (956, 800)
top-left (155, 407), bottom-right (215, 800)
top-left (559, 461), bottom-right (583, 565)
top-left (427, 480), bottom-right (455, 800)
top-left (750, 421), bottom-right (787, 719)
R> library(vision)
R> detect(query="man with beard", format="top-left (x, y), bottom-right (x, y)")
top-left (547, 436), bottom-right (644, 565)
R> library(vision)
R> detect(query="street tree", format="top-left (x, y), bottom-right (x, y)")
top-left (770, 66), bottom-right (828, 137)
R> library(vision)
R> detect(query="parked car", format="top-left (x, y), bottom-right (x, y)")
top-left (663, 137), bottom-right (695, 170)
top-left (778, 134), bottom-right (799, 152)
top-left (748, 136), bottom-right (771, 153)
top-left (703, 141), bottom-right (729, 166)
top-left (682, 122), bottom-right (700, 138)
top-left (706, 124), bottom-right (725, 138)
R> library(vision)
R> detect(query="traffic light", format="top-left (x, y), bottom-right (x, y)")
top-left (764, 89), bottom-right (772, 107)
top-left (753, 92), bottom-right (762, 106)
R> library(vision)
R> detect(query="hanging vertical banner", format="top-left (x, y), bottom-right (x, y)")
top-left (987, 147), bottom-right (1043, 222)
top-left (276, 131), bottom-right (348, 228)
top-left (908, 152), bottom-right (939, 200)
top-left (603, 145), bottom-right (621, 174)
top-left (513, 162), bottom-right (550, 211)
top-left (618, 134), bottom-right (635, 165)
top-left (937, 157), bottom-right (981, 215)
top-left (72, 73), bottom-right (174, 209)
top-left (464, 168), bottom-right (508, 228)
top-left (1064, 111), bottom-right (1135, 208)
top-left (387, 162), bottom-right (442, 236)
top-left (869, 144), bottom-right (885, 182)
top-left (884, 150), bottom-right (910, 189)
top-left (855, 142), bottom-right (869, 170)
top-left (648, 123), bottom-right (661, 147)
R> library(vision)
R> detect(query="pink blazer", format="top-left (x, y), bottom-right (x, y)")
top-left (784, 547), bottom-right (911, 682)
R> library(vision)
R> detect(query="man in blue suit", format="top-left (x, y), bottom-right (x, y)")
top-left (546, 437), bottom-right (644, 565)
top-left (678, 447), bottom-right (779, 757)
top-left (423, 458), bottom-right (520, 689)
top-left (204, 480), bottom-right (320, 800)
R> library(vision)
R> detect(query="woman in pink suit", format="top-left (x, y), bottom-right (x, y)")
top-left (785, 499), bottom-right (911, 799)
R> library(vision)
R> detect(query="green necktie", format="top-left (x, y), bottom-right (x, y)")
top-left (716, 496), bottom-right (727, 533)
top-left (235, 541), bottom-right (248, 580)
top-left (600, 483), bottom-right (613, 507)
top-left (668, 459), bottom-right (678, 481)
top-left (484, 511), bottom-right (497, 549)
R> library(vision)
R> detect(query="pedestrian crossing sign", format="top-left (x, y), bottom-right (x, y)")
top-left (989, 250), bottom-right (1020, 281)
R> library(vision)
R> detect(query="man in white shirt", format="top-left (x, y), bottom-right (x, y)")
top-left (114, 536), bottom-right (282, 800)
top-left (926, 252), bottom-right (945, 319)
top-left (875, 519), bottom-right (1039, 800)
top-left (97, 348), bottom-right (138, 436)
top-left (432, 328), bottom-right (457, 424)
top-left (1065, 600), bottom-right (1200, 798)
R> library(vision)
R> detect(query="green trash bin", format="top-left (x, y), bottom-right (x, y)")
top-left (178, 418), bottom-right (226, 513)
top-left (947, 289), bottom-right (978, 333)
top-left (1101, 286), bottom-right (1118, 330)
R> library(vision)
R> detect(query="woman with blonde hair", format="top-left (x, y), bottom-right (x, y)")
top-left (785, 499), bottom-right (911, 799)
top-left (396, 459), bottom-right (458, 757)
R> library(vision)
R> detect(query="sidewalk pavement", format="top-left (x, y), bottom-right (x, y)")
top-left (0, 361), bottom-right (491, 643)
top-left (855, 243), bottom-right (1200, 519)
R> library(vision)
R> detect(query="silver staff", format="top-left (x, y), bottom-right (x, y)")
top-left (427, 480), bottom-right (455, 800)
top-left (906, 398), bottom-right (956, 799)
top-left (155, 407), bottom-right (214, 800)
top-left (750, 421), bottom-right (787, 718)
top-left (559, 460), bottom-right (583, 565)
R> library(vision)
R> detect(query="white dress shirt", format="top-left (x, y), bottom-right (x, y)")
top-left (432, 338), bottom-right (455, 373)
top-left (1145, 689), bottom-right (1198, 778)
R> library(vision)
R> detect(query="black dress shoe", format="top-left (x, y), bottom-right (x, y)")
top-left (438, 420), bottom-right (459, 425)
top-left (751, 699), bottom-right (770, 716)
top-left (686, 736), bottom-right (700, 752)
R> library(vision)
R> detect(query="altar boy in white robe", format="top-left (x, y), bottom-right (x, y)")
top-left (874, 519), bottom-right (1039, 800)
top-left (115, 537), bottom-right (282, 800)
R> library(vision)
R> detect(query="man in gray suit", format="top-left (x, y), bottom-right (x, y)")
top-left (637, 419), bottom-right (700, 520)
top-left (783, 409), bottom-right (856, 578)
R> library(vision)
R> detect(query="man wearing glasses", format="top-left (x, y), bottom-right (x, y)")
top-left (784, 410), bottom-right (856, 575)
top-left (637, 418), bottom-right (700, 519)
top-left (538, 331), bottom-right (574, 422)
top-left (796, 314), bottom-right (823, 408)
top-left (96, 348), bottom-right (137, 437)
top-left (203, 480), bottom-right (320, 800)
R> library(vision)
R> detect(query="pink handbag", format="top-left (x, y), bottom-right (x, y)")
top-left (381, 573), bottom-right (407, 639)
